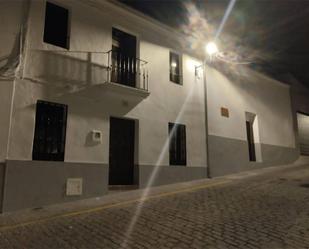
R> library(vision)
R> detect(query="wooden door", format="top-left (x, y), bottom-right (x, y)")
top-left (109, 117), bottom-right (135, 185)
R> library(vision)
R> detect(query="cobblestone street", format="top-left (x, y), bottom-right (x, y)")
top-left (1, 164), bottom-right (309, 249)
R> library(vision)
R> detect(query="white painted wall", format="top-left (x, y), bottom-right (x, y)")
top-left (2, 0), bottom-right (298, 169)
top-left (0, 1), bottom-right (24, 62)
top-left (6, 0), bottom-right (207, 168)
top-left (206, 66), bottom-right (296, 148)
top-left (0, 1), bottom-right (24, 162)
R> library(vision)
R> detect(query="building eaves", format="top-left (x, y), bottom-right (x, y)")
top-left (81, 0), bottom-right (202, 59)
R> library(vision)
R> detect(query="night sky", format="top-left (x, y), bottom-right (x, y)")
top-left (120, 0), bottom-right (309, 86)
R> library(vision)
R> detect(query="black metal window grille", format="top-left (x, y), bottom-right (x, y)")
top-left (170, 52), bottom-right (181, 84)
top-left (169, 123), bottom-right (186, 165)
top-left (32, 100), bottom-right (68, 161)
top-left (43, 2), bottom-right (70, 49)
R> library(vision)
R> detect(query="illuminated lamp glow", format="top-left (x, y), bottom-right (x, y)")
top-left (171, 62), bottom-right (177, 68)
top-left (205, 42), bottom-right (219, 56)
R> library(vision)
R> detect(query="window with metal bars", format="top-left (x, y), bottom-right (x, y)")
top-left (169, 123), bottom-right (186, 166)
top-left (32, 100), bottom-right (68, 161)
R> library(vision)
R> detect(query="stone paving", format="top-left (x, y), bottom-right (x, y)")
top-left (1, 164), bottom-right (309, 248)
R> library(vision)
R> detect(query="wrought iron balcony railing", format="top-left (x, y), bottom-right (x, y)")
top-left (107, 49), bottom-right (149, 91)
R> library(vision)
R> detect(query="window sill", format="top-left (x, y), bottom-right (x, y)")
top-left (169, 80), bottom-right (183, 86)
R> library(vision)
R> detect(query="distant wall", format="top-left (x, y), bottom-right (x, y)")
top-left (290, 80), bottom-right (309, 115)
top-left (286, 76), bottom-right (309, 154)
top-left (297, 113), bottom-right (309, 155)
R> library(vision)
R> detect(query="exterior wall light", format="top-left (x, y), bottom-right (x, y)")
top-left (195, 65), bottom-right (203, 79)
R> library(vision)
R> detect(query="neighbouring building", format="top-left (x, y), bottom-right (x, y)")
top-left (206, 66), bottom-right (298, 176)
top-left (0, 0), bottom-right (305, 212)
top-left (285, 74), bottom-right (309, 157)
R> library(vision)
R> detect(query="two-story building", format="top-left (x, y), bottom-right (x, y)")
top-left (0, 0), bottom-right (301, 212)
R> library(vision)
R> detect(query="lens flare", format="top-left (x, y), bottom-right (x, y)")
top-left (120, 1), bottom-right (241, 247)
top-left (120, 79), bottom-right (198, 249)
top-left (215, 0), bottom-right (237, 40)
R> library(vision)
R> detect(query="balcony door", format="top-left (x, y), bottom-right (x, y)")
top-left (112, 28), bottom-right (137, 87)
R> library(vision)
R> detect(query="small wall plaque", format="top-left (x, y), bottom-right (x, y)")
top-left (221, 107), bottom-right (229, 118)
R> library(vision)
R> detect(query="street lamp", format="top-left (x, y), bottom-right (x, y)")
top-left (195, 41), bottom-right (219, 76)
top-left (196, 41), bottom-right (219, 179)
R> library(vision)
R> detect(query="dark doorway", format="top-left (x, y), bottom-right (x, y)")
top-left (111, 28), bottom-right (137, 87)
top-left (246, 121), bottom-right (256, 161)
top-left (109, 117), bottom-right (135, 185)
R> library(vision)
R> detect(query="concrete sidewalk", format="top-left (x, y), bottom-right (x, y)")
top-left (0, 156), bottom-right (308, 230)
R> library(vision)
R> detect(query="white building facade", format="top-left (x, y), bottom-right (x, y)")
top-left (206, 66), bottom-right (298, 176)
top-left (0, 0), bottom-right (300, 212)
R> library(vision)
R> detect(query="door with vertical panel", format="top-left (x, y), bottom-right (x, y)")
top-left (109, 117), bottom-right (135, 185)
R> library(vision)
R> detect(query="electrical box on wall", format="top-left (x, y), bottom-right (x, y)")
top-left (92, 130), bottom-right (102, 142)
top-left (66, 178), bottom-right (83, 196)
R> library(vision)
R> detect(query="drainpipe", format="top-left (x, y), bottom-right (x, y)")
top-left (6, 0), bottom-right (31, 159)
top-left (2, 0), bottom-right (31, 213)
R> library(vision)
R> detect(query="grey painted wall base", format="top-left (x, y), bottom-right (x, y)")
top-left (1, 137), bottom-right (299, 212)
top-left (208, 135), bottom-right (299, 177)
top-left (2, 160), bottom-right (108, 212)
top-left (138, 165), bottom-right (207, 188)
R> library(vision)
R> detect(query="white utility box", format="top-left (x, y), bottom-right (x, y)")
top-left (66, 178), bottom-right (83, 196)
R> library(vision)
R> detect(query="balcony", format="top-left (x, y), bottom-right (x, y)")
top-left (24, 49), bottom-right (150, 101)
top-left (105, 49), bottom-right (149, 98)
